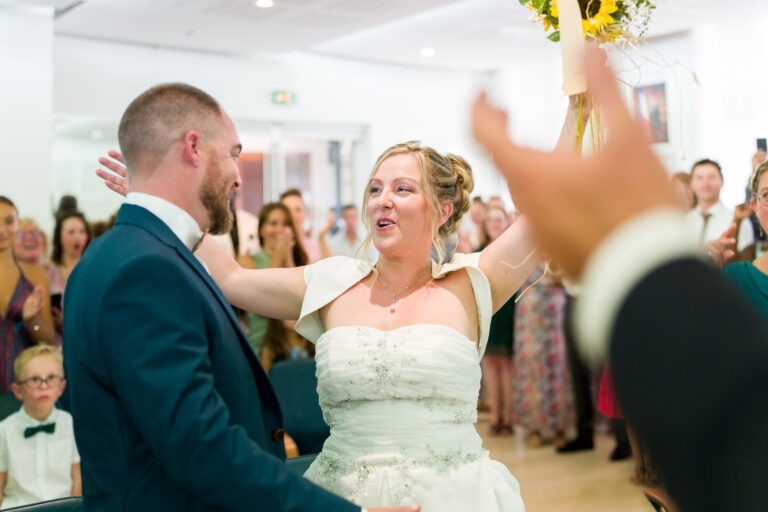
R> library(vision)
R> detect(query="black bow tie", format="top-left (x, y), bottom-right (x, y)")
top-left (24, 423), bottom-right (55, 438)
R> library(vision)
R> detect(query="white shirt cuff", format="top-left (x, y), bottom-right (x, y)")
top-left (574, 208), bottom-right (702, 364)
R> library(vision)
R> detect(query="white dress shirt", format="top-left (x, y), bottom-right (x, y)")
top-left (125, 193), bottom-right (204, 252)
top-left (325, 230), bottom-right (378, 261)
top-left (684, 201), bottom-right (754, 251)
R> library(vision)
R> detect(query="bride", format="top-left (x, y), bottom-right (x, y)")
top-left (100, 144), bottom-right (529, 510)
top-left (97, 100), bottom-right (584, 511)
top-left (208, 141), bottom-right (534, 512)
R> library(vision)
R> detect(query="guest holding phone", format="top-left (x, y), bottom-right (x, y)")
top-left (46, 211), bottom-right (90, 345)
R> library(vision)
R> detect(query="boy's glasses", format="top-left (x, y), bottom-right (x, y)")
top-left (18, 375), bottom-right (64, 389)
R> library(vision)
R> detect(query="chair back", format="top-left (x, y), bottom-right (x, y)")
top-left (1, 497), bottom-right (83, 511)
top-left (285, 453), bottom-right (317, 476)
top-left (643, 487), bottom-right (678, 512)
top-left (0, 391), bottom-right (21, 421)
top-left (269, 358), bottom-right (329, 455)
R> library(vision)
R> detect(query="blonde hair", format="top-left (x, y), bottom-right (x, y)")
top-left (14, 345), bottom-right (63, 381)
top-left (751, 161), bottom-right (768, 196)
top-left (17, 217), bottom-right (49, 261)
top-left (361, 141), bottom-right (474, 266)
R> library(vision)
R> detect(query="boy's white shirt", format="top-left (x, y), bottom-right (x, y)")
top-left (0, 407), bottom-right (79, 508)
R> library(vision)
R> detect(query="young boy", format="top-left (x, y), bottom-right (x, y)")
top-left (0, 345), bottom-right (81, 508)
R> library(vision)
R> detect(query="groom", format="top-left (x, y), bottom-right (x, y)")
top-left (63, 83), bottom-right (416, 512)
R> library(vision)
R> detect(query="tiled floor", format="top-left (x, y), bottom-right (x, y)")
top-left (477, 416), bottom-right (652, 512)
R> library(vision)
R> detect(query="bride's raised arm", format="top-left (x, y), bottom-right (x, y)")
top-left (195, 237), bottom-right (306, 320)
top-left (96, 151), bottom-right (307, 320)
top-left (478, 216), bottom-right (538, 313)
top-left (479, 94), bottom-right (590, 312)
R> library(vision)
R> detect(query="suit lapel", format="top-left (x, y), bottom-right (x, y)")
top-left (114, 205), bottom-right (266, 368)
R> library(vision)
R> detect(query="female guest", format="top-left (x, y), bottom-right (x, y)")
top-left (243, 202), bottom-right (312, 369)
top-left (477, 205), bottom-right (516, 436)
top-left (14, 218), bottom-right (48, 266)
top-left (670, 172), bottom-right (696, 210)
top-left (46, 211), bottom-right (90, 344)
top-left (0, 197), bottom-right (54, 392)
top-left (512, 262), bottom-right (573, 447)
top-left (723, 162), bottom-right (768, 317)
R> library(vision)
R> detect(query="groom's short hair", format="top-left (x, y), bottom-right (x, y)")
top-left (118, 83), bottom-right (223, 175)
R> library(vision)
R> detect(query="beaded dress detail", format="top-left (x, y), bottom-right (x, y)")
top-left (295, 255), bottom-right (525, 512)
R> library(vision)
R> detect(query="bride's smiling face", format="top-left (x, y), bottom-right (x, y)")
top-left (366, 153), bottom-right (432, 255)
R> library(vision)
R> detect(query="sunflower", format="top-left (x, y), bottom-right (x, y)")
top-left (521, 0), bottom-right (653, 44)
top-left (581, 0), bottom-right (619, 38)
top-left (544, 1), bottom-right (559, 31)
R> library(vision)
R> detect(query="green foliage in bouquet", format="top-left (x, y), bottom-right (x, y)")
top-left (519, 0), bottom-right (655, 43)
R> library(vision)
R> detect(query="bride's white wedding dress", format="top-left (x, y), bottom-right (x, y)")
top-left (295, 254), bottom-right (525, 512)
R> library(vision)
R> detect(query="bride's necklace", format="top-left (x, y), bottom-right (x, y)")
top-left (375, 264), bottom-right (431, 313)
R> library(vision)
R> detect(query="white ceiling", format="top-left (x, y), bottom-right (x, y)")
top-left (7, 0), bottom-right (768, 72)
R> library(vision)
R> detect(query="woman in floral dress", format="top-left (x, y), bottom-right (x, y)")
top-left (512, 263), bottom-right (574, 446)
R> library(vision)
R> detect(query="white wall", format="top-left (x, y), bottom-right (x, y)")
top-left (0, 7), bottom-right (54, 232)
top-left (690, 19), bottom-right (768, 206)
top-left (24, 16), bottom-right (768, 230)
top-left (485, 25), bottom-right (768, 210)
top-left (53, 36), bottom-right (500, 227)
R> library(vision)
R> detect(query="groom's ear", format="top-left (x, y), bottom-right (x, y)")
top-left (182, 130), bottom-right (204, 167)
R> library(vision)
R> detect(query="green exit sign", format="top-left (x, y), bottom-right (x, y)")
top-left (271, 90), bottom-right (295, 105)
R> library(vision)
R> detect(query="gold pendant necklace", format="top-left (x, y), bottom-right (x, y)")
top-left (376, 264), bottom-right (431, 313)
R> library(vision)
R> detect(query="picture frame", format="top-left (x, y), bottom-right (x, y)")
top-left (633, 83), bottom-right (669, 144)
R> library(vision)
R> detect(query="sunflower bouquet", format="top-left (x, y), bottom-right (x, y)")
top-left (520, 0), bottom-right (655, 44)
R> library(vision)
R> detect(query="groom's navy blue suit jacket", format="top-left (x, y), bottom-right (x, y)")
top-left (64, 204), bottom-right (355, 511)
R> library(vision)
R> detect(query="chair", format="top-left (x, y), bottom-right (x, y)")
top-left (0, 391), bottom-right (21, 421)
top-left (2, 497), bottom-right (83, 511)
top-left (285, 453), bottom-right (318, 476)
top-left (643, 487), bottom-right (679, 512)
top-left (269, 358), bottom-right (329, 455)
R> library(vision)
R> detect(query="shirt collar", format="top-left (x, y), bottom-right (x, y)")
top-left (699, 201), bottom-right (726, 215)
top-left (18, 406), bottom-right (57, 427)
top-left (126, 192), bottom-right (204, 251)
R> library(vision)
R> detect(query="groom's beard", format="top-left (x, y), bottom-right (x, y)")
top-left (200, 159), bottom-right (234, 236)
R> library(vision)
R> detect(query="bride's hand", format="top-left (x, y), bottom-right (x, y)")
top-left (96, 150), bottom-right (131, 196)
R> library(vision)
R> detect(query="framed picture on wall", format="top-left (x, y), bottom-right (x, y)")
top-left (633, 83), bottom-right (669, 144)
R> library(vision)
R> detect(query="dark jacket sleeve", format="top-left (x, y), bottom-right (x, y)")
top-left (610, 257), bottom-right (768, 512)
top-left (98, 254), bottom-right (357, 512)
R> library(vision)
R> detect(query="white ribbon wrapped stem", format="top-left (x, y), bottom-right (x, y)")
top-left (559, 0), bottom-right (587, 96)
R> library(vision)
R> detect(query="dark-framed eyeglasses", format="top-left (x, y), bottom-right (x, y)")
top-left (18, 375), bottom-right (64, 389)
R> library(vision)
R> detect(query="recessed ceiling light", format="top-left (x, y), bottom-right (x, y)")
top-left (255, 0), bottom-right (274, 7)
top-left (420, 47), bottom-right (436, 58)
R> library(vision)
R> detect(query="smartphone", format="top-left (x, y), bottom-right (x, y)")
top-left (50, 293), bottom-right (62, 311)
top-left (758, 138), bottom-right (767, 152)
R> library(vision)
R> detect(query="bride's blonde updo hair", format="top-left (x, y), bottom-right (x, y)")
top-left (361, 141), bottom-right (474, 265)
